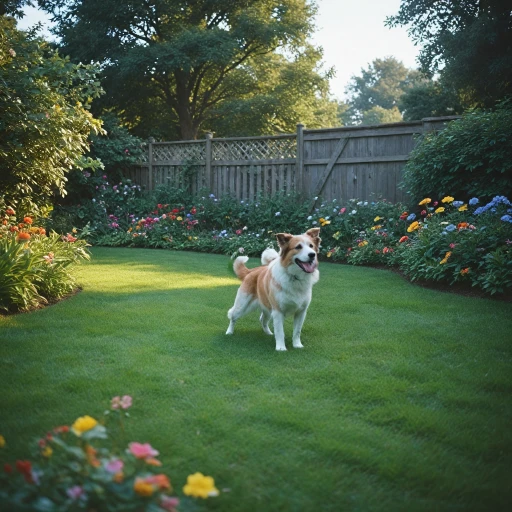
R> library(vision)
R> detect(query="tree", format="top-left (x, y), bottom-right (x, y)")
top-left (399, 81), bottom-right (464, 121)
top-left (344, 56), bottom-right (423, 124)
top-left (386, 0), bottom-right (512, 107)
top-left (39, 0), bottom-right (327, 140)
top-left (0, 17), bottom-right (104, 214)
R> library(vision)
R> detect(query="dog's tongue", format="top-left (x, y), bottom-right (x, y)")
top-left (299, 261), bottom-right (317, 273)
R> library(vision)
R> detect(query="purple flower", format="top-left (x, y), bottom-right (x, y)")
top-left (106, 459), bottom-right (124, 473)
top-left (67, 486), bottom-right (85, 500)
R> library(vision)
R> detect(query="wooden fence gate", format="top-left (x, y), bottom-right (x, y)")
top-left (127, 116), bottom-right (459, 203)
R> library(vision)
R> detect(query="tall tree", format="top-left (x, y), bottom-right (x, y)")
top-left (386, 0), bottom-right (512, 107)
top-left (344, 56), bottom-right (423, 124)
top-left (39, 0), bottom-right (326, 140)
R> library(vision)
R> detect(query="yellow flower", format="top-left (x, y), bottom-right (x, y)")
top-left (407, 221), bottom-right (420, 233)
top-left (458, 204), bottom-right (468, 211)
top-left (371, 225), bottom-right (382, 231)
top-left (441, 196), bottom-right (454, 203)
top-left (418, 198), bottom-right (431, 206)
top-left (71, 415), bottom-right (98, 436)
top-left (176, 216), bottom-right (182, 221)
top-left (440, 251), bottom-right (452, 265)
top-left (326, 251), bottom-right (332, 258)
top-left (42, 446), bottom-right (53, 458)
top-left (134, 478), bottom-right (154, 497)
top-left (435, 207), bottom-right (445, 213)
top-left (320, 219), bottom-right (331, 226)
top-left (183, 472), bottom-right (219, 499)
top-left (332, 231), bottom-right (340, 240)
top-left (0, 435), bottom-right (5, 448)
top-left (374, 216), bottom-right (382, 221)
top-left (358, 241), bottom-right (368, 247)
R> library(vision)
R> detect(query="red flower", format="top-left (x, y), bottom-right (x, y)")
top-left (190, 207), bottom-right (197, 215)
top-left (421, 210), bottom-right (427, 216)
top-left (16, 460), bottom-right (33, 483)
top-left (172, 208), bottom-right (179, 214)
top-left (6, 207), bottom-right (15, 216)
top-left (23, 216), bottom-right (33, 224)
top-left (16, 232), bottom-right (31, 241)
top-left (399, 236), bottom-right (409, 243)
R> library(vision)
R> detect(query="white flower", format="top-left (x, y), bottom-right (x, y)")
top-left (333, 208), bottom-right (337, 212)
top-left (350, 210), bottom-right (357, 215)
top-left (364, 201), bottom-right (368, 206)
top-left (325, 216), bottom-right (330, 220)
top-left (239, 247), bottom-right (244, 253)
top-left (312, 221), bottom-right (318, 225)
top-left (92, 199), bottom-right (96, 202)
top-left (314, 196), bottom-right (318, 200)
top-left (357, 201), bottom-right (363, 206)
top-left (307, 216), bottom-right (312, 220)
top-left (275, 212), bottom-right (281, 216)
top-left (243, 226), bottom-right (248, 230)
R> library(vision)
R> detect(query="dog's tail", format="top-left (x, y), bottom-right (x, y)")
top-left (261, 247), bottom-right (279, 266)
top-left (233, 256), bottom-right (250, 280)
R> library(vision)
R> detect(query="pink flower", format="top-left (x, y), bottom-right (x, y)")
top-left (111, 396), bottom-right (121, 409)
top-left (235, 229), bottom-right (242, 235)
top-left (120, 395), bottom-right (132, 409)
top-left (421, 210), bottom-right (427, 216)
top-left (66, 486), bottom-right (85, 500)
top-left (128, 442), bottom-right (159, 460)
top-left (106, 459), bottom-right (124, 473)
top-left (340, 208), bottom-right (346, 214)
top-left (449, 243), bottom-right (456, 249)
top-left (161, 496), bottom-right (180, 512)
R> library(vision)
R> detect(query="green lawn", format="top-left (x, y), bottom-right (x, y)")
top-left (1, 247), bottom-right (511, 511)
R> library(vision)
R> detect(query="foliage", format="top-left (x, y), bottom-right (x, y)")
top-left (386, 0), bottom-right (512, 107)
top-left (39, 0), bottom-right (328, 140)
top-left (0, 396), bottom-right (218, 511)
top-left (0, 207), bottom-right (90, 313)
top-left (344, 57), bottom-right (424, 125)
top-left (399, 80), bottom-right (464, 121)
top-left (402, 100), bottom-right (512, 204)
top-left (0, 17), bottom-right (104, 216)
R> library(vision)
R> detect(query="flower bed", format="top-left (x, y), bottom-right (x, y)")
top-left (0, 208), bottom-right (91, 312)
top-left (0, 397), bottom-right (218, 511)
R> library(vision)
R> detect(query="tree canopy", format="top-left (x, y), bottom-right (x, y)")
top-left (386, 0), bottom-right (512, 107)
top-left (0, 17), bottom-right (104, 214)
top-left (38, 0), bottom-right (336, 140)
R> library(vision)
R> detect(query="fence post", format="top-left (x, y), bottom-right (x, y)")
top-left (147, 137), bottom-right (155, 191)
top-left (296, 123), bottom-right (304, 195)
top-left (205, 132), bottom-right (213, 193)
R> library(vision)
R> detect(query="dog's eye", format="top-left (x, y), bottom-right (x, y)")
top-left (296, 244), bottom-right (302, 250)
top-left (309, 244), bottom-right (314, 248)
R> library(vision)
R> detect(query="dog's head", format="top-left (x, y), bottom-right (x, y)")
top-left (276, 228), bottom-right (321, 274)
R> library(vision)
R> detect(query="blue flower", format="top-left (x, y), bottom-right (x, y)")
top-left (406, 213), bottom-right (416, 221)
top-left (501, 215), bottom-right (512, 223)
top-left (452, 201), bottom-right (464, 208)
top-left (445, 224), bottom-right (456, 232)
top-left (469, 197), bottom-right (479, 205)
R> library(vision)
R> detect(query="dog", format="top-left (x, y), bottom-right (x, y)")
top-left (226, 228), bottom-right (321, 351)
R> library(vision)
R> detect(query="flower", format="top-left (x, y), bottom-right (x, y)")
top-left (449, 243), bottom-right (456, 249)
top-left (16, 460), bottom-right (33, 483)
top-left (452, 201), bottom-right (464, 208)
top-left (460, 268), bottom-right (470, 275)
top-left (458, 204), bottom-right (468, 212)
top-left (0, 435), bottom-right (5, 448)
top-left (16, 232), bottom-right (31, 241)
top-left (120, 395), bottom-right (132, 409)
top-left (374, 216), bottom-right (382, 222)
top-left (42, 446), bottom-right (53, 458)
top-left (441, 196), bottom-right (454, 203)
top-left (134, 478), bottom-right (154, 497)
top-left (67, 486), bottom-right (85, 500)
top-left (457, 222), bottom-right (469, 230)
top-left (440, 251), bottom-right (452, 265)
top-left (183, 472), bottom-right (219, 499)
top-left (23, 216), bottom-right (33, 224)
top-left (176, 216), bottom-right (182, 221)
top-left (358, 241), bottom-right (368, 247)
top-left (145, 474), bottom-right (171, 491)
top-left (160, 496), bottom-right (180, 512)
top-left (4, 463), bottom-right (12, 474)
top-left (6, 207), bottom-right (15, 216)
top-left (406, 213), bottom-right (416, 221)
top-left (128, 442), bottom-right (159, 460)
top-left (238, 247), bottom-right (244, 253)
top-left (383, 247), bottom-right (393, 254)
top-left (435, 207), bottom-right (445, 213)
top-left (275, 212), bottom-right (281, 216)
top-left (445, 224), bottom-right (456, 232)
top-left (399, 236), bottom-right (409, 243)
top-left (340, 208), bottom-right (346, 214)
top-left (501, 214), bottom-right (512, 223)
top-left (407, 221), bottom-right (420, 233)
top-left (370, 225), bottom-right (382, 230)
top-left (418, 198), bottom-right (431, 205)
top-left (469, 197), bottom-right (479, 205)
top-left (71, 415), bottom-right (98, 436)
top-left (105, 459), bottom-right (124, 473)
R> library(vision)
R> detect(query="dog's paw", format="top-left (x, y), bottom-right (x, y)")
top-left (293, 341), bottom-right (304, 349)
top-left (225, 328), bottom-right (234, 335)
top-left (275, 346), bottom-right (287, 351)
top-left (263, 328), bottom-right (273, 336)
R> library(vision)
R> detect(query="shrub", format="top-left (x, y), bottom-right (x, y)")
top-left (0, 207), bottom-right (90, 313)
top-left (0, 396), bottom-right (218, 511)
top-left (402, 99), bottom-right (512, 204)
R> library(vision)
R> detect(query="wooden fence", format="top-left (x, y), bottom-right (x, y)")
top-left (126, 116), bottom-right (459, 204)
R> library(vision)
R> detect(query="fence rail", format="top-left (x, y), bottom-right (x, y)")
top-left (126, 116), bottom-right (459, 203)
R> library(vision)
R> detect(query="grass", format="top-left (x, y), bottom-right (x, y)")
top-left (1, 247), bottom-right (511, 511)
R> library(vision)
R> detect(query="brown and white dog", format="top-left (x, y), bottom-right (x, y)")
top-left (226, 228), bottom-right (321, 351)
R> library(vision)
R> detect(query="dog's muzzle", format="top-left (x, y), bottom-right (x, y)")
top-left (295, 255), bottom-right (317, 273)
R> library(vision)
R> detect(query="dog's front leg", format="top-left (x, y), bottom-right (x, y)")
top-left (292, 308), bottom-right (308, 348)
top-left (272, 310), bottom-right (286, 351)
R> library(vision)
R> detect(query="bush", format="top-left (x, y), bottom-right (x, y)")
top-left (0, 207), bottom-right (90, 313)
top-left (0, 396), bottom-right (218, 511)
top-left (402, 99), bottom-right (512, 204)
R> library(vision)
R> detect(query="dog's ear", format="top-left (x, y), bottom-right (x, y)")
top-left (276, 233), bottom-right (293, 247)
top-left (306, 228), bottom-right (321, 249)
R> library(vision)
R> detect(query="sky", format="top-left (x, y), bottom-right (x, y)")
top-left (17, 0), bottom-right (420, 101)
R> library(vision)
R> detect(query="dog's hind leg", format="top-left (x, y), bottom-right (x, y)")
top-left (259, 309), bottom-right (273, 336)
top-left (226, 290), bottom-right (257, 335)
top-left (292, 308), bottom-right (308, 348)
